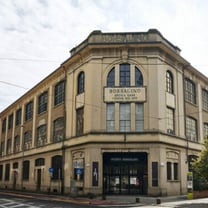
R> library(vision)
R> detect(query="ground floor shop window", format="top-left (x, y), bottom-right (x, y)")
top-left (103, 152), bottom-right (147, 195)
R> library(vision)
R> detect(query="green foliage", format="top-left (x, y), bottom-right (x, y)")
top-left (192, 137), bottom-right (208, 190)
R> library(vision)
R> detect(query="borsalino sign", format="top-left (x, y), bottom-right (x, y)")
top-left (104, 87), bottom-right (146, 102)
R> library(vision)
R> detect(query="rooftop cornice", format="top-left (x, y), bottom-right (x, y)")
top-left (69, 29), bottom-right (181, 57)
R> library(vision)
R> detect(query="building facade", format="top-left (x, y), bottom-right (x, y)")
top-left (0, 29), bottom-right (208, 196)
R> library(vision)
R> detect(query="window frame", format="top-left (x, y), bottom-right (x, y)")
top-left (106, 103), bottom-right (115, 132)
top-left (1, 118), bottom-right (6, 133)
top-left (8, 113), bottom-right (13, 130)
top-left (135, 103), bottom-right (144, 132)
top-left (202, 89), bottom-right (208, 111)
top-left (14, 135), bottom-right (20, 153)
top-left (119, 103), bottom-right (131, 132)
top-left (38, 91), bottom-right (48, 114)
top-left (25, 101), bottom-right (33, 121)
top-left (15, 108), bottom-right (22, 126)
top-left (77, 71), bottom-right (85, 94)
top-left (54, 80), bottom-right (65, 105)
top-left (166, 70), bottom-right (174, 94)
top-left (166, 107), bottom-right (175, 134)
top-left (76, 107), bottom-right (84, 136)
top-left (53, 117), bottom-right (64, 143)
top-left (135, 67), bottom-right (143, 87)
top-left (185, 78), bottom-right (196, 104)
top-left (36, 125), bottom-right (47, 147)
top-left (107, 68), bottom-right (115, 87)
top-left (186, 116), bottom-right (197, 141)
top-left (204, 123), bottom-right (208, 138)
top-left (24, 131), bottom-right (32, 150)
top-left (119, 63), bottom-right (130, 87)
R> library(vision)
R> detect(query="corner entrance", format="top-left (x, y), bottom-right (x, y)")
top-left (103, 152), bottom-right (148, 195)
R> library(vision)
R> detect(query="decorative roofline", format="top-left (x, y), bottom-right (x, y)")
top-left (70, 29), bottom-right (181, 56)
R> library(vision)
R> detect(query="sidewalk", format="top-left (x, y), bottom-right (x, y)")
top-left (0, 189), bottom-right (187, 206)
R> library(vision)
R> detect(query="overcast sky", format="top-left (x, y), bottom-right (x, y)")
top-left (0, 0), bottom-right (208, 111)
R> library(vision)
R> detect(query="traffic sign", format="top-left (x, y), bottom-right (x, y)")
top-left (48, 167), bottom-right (54, 173)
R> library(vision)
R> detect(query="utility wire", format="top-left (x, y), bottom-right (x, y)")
top-left (0, 81), bottom-right (28, 90)
top-left (0, 58), bottom-right (59, 63)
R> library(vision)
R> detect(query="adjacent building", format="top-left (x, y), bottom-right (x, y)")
top-left (0, 29), bottom-right (208, 196)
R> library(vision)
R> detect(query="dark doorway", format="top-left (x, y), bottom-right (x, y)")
top-left (37, 169), bottom-right (41, 191)
top-left (103, 152), bottom-right (148, 195)
top-left (13, 171), bottom-right (17, 189)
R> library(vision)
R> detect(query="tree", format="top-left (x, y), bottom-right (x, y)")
top-left (192, 137), bottom-right (208, 190)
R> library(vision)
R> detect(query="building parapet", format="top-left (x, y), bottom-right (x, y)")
top-left (70, 29), bottom-right (181, 56)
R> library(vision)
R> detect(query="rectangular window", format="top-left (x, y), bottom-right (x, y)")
top-left (186, 117), bottom-right (197, 141)
top-left (14, 136), bottom-right (20, 153)
top-left (8, 113), bottom-right (13, 130)
top-left (167, 107), bottom-right (174, 134)
top-left (0, 165), bottom-right (3, 180)
top-left (25, 101), bottom-right (33, 121)
top-left (120, 64), bottom-right (130, 86)
top-left (106, 104), bottom-right (115, 132)
top-left (24, 131), bottom-right (32, 150)
top-left (36, 125), bottom-right (47, 147)
top-left (1, 118), bottom-right (6, 133)
top-left (6, 139), bottom-right (11, 155)
top-left (15, 108), bottom-right (22, 126)
top-left (135, 103), bottom-right (144, 131)
top-left (204, 123), bottom-right (208, 138)
top-left (76, 108), bottom-right (84, 136)
top-left (54, 81), bottom-right (65, 105)
top-left (38, 91), bottom-right (48, 114)
top-left (185, 78), bottom-right (196, 104)
top-left (119, 103), bottom-right (130, 132)
top-left (53, 117), bottom-right (64, 143)
top-left (0, 142), bottom-right (4, 156)
top-left (152, 162), bottom-right (158, 187)
top-left (167, 162), bottom-right (172, 180)
top-left (5, 163), bottom-right (10, 181)
top-left (174, 162), bottom-right (178, 180)
top-left (202, 89), bottom-right (208, 111)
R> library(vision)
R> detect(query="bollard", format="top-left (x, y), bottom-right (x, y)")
top-left (156, 198), bottom-right (161, 204)
top-left (136, 197), bottom-right (140, 203)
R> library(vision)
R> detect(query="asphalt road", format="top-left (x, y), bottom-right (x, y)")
top-left (1, 192), bottom-right (208, 208)
top-left (0, 193), bottom-right (92, 208)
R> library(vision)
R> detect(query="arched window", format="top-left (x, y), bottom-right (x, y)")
top-left (107, 68), bottom-right (115, 87)
top-left (166, 71), bottom-right (174, 94)
top-left (77, 72), bottom-right (85, 94)
top-left (135, 67), bottom-right (143, 86)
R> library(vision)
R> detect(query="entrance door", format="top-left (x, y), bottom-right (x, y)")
top-left (36, 169), bottom-right (41, 191)
top-left (13, 171), bottom-right (17, 189)
top-left (103, 152), bottom-right (148, 195)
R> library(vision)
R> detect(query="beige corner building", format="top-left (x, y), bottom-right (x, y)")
top-left (0, 29), bottom-right (208, 196)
